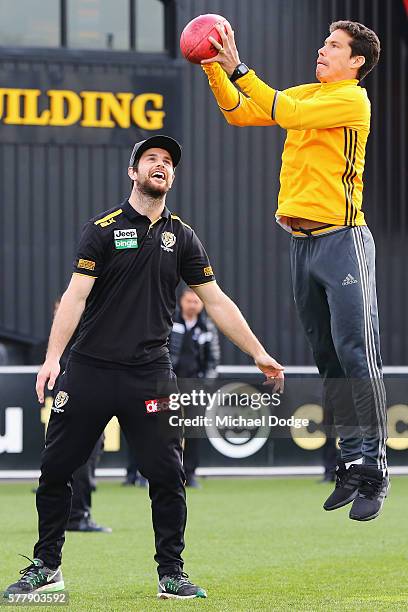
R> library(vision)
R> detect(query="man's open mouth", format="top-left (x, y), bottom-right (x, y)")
top-left (151, 171), bottom-right (166, 181)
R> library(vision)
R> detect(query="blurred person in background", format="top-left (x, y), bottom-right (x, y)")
top-left (122, 447), bottom-right (148, 488)
top-left (169, 287), bottom-right (220, 488)
top-left (0, 342), bottom-right (9, 365)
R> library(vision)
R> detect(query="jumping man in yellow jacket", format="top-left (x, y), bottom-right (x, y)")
top-left (201, 20), bottom-right (388, 521)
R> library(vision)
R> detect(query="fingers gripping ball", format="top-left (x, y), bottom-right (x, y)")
top-left (180, 14), bottom-right (230, 64)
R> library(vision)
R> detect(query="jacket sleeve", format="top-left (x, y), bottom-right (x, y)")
top-left (204, 317), bottom-right (220, 378)
top-left (235, 69), bottom-right (369, 130)
top-left (202, 63), bottom-right (277, 127)
top-left (168, 317), bottom-right (185, 371)
top-left (168, 331), bottom-right (178, 368)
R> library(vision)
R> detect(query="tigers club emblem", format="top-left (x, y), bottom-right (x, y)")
top-left (54, 391), bottom-right (69, 410)
top-left (161, 232), bottom-right (176, 252)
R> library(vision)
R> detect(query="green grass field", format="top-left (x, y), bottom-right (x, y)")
top-left (1, 477), bottom-right (407, 611)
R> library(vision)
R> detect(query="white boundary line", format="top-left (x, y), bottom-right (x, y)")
top-left (0, 366), bottom-right (41, 374)
top-left (217, 365), bottom-right (408, 375)
top-left (0, 365), bottom-right (407, 375)
top-left (2, 466), bottom-right (408, 479)
top-left (218, 365), bottom-right (319, 374)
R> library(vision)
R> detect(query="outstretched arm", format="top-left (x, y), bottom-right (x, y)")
top-left (202, 62), bottom-right (277, 127)
top-left (192, 282), bottom-right (284, 391)
top-left (203, 23), bottom-right (368, 131)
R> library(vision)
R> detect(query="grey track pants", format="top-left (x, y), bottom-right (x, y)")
top-left (290, 225), bottom-right (388, 471)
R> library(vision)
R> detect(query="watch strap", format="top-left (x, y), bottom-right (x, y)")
top-left (230, 63), bottom-right (249, 83)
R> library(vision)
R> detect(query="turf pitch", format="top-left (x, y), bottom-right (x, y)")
top-left (1, 477), bottom-right (406, 611)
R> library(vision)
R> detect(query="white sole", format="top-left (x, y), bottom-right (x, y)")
top-left (35, 580), bottom-right (65, 593)
top-left (157, 592), bottom-right (199, 599)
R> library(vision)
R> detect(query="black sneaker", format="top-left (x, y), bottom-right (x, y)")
top-left (3, 556), bottom-right (64, 598)
top-left (186, 474), bottom-right (201, 489)
top-left (318, 472), bottom-right (336, 484)
top-left (137, 475), bottom-right (148, 488)
top-left (349, 466), bottom-right (390, 521)
top-left (121, 478), bottom-right (137, 486)
top-left (66, 517), bottom-right (112, 533)
top-left (157, 572), bottom-right (207, 599)
top-left (323, 461), bottom-right (362, 511)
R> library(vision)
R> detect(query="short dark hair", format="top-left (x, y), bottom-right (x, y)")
top-left (129, 158), bottom-right (139, 188)
top-left (180, 287), bottom-right (195, 298)
top-left (330, 20), bottom-right (380, 80)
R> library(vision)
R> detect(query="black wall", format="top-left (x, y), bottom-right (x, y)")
top-left (0, 0), bottom-right (406, 364)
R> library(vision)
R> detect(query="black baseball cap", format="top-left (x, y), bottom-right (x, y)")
top-left (129, 135), bottom-right (182, 168)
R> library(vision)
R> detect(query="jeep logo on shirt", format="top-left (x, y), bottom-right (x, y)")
top-left (114, 228), bottom-right (138, 249)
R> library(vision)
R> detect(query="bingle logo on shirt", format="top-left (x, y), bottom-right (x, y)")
top-left (114, 228), bottom-right (138, 249)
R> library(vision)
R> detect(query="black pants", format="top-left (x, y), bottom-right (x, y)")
top-left (34, 356), bottom-right (185, 577)
top-left (68, 435), bottom-right (104, 524)
top-left (290, 226), bottom-right (387, 470)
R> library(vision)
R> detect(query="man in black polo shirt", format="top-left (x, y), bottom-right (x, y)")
top-left (4, 135), bottom-right (284, 601)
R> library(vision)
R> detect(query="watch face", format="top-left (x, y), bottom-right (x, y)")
top-left (231, 64), bottom-right (248, 82)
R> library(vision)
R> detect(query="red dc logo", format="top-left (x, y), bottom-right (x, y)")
top-left (145, 397), bottom-right (170, 414)
top-left (145, 399), bottom-right (159, 413)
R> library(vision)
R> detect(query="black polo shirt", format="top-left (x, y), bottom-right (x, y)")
top-left (70, 200), bottom-right (215, 365)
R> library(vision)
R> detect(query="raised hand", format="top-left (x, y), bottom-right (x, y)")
top-left (201, 21), bottom-right (241, 76)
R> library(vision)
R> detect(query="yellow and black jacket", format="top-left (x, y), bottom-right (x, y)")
top-left (203, 63), bottom-right (371, 227)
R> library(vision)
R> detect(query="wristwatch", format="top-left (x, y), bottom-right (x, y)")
top-left (229, 63), bottom-right (250, 83)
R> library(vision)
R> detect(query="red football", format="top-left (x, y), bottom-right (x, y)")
top-left (180, 14), bottom-right (230, 64)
